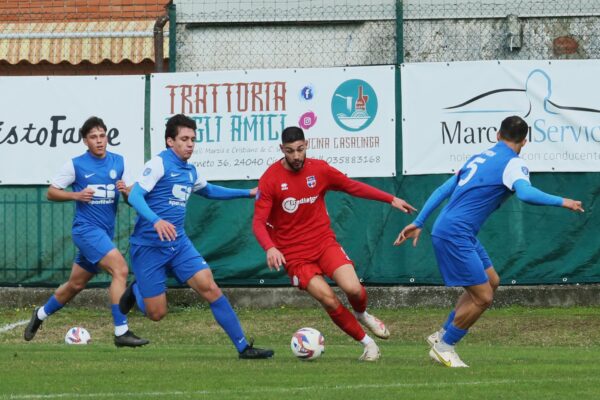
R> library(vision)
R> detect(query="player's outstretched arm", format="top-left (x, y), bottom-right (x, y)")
top-left (513, 180), bottom-right (584, 212)
top-left (47, 185), bottom-right (94, 203)
top-left (194, 183), bottom-right (254, 200)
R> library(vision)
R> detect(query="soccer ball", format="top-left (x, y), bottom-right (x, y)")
top-left (64, 327), bottom-right (91, 345)
top-left (291, 327), bottom-right (325, 360)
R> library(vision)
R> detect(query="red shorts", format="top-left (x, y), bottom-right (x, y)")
top-left (284, 241), bottom-right (354, 290)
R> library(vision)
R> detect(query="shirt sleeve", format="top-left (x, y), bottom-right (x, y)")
top-left (192, 166), bottom-right (208, 192)
top-left (325, 163), bottom-right (394, 203)
top-left (121, 157), bottom-right (133, 186)
top-left (502, 157), bottom-right (531, 190)
top-left (413, 175), bottom-right (458, 228)
top-left (252, 176), bottom-right (276, 251)
top-left (51, 160), bottom-right (76, 189)
top-left (137, 156), bottom-right (165, 192)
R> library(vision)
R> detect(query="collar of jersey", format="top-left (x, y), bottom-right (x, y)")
top-left (163, 148), bottom-right (190, 168)
top-left (84, 150), bottom-right (109, 164)
top-left (494, 141), bottom-right (518, 156)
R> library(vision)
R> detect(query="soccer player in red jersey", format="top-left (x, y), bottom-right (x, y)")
top-left (253, 126), bottom-right (416, 361)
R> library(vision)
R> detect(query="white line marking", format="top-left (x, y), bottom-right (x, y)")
top-left (2, 377), bottom-right (600, 399)
top-left (0, 320), bottom-right (28, 334)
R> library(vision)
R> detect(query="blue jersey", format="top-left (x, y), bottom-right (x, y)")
top-left (130, 148), bottom-right (207, 247)
top-left (432, 141), bottom-right (530, 238)
top-left (51, 151), bottom-right (127, 235)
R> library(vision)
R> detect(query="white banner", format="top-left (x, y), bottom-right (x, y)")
top-left (150, 66), bottom-right (396, 180)
top-left (402, 60), bottom-right (600, 175)
top-left (0, 75), bottom-right (145, 184)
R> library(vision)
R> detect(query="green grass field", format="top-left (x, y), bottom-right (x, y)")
top-left (2, 306), bottom-right (600, 399)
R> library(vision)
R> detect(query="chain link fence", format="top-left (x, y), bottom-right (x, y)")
top-left (174, 0), bottom-right (398, 71)
top-left (404, 0), bottom-right (600, 62)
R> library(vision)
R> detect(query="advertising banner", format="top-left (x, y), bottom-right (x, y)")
top-left (150, 66), bottom-right (396, 180)
top-left (401, 60), bottom-right (600, 174)
top-left (0, 75), bottom-right (146, 184)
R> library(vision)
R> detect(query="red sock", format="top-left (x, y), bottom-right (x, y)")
top-left (327, 304), bottom-right (366, 341)
top-left (348, 286), bottom-right (367, 313)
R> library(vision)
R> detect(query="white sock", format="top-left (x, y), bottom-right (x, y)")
top-left (360, 334), bottom-right (374, 345)
top-left (114, 324), bottom-right (129, 336)
top-left (37, 307), bottom-right (48, 321)
top-left (439, 328), bottom-right (446, 336)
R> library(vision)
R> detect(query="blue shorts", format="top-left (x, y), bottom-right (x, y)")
top-left (130, 237), bottom-right (209, 298)
top-left (431, 235), bottom-right (493, 287)
top-left (72, 226), bottom-right (116, 274)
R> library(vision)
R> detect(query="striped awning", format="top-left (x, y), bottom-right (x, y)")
top-left (0, 20), bottom-right (169, 64)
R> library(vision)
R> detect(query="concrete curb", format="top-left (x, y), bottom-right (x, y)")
top-left (2, 284), bottom-right (599, 309)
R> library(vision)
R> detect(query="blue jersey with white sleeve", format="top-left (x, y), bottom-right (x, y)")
top-left (130, 148), bottom-right (207, 246)
top-left (432, 141), bottom-right (530, 238)
top-left (51, 151), bottom-right (127, 236)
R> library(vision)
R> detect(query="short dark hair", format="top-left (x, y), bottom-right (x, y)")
top-left (499, 116), bottom-right (528, 142)
top-left (165, 114), bottom-right (197, 148)
top-left (281, 126), bottom-right (305, 144)
top-left (79, 116), bottom-right (107, 138)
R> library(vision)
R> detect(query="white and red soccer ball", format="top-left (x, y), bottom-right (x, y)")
top-left (64, 327), bottom-right (91, 345)
top-left (290, 327), bottom-right (324, 360)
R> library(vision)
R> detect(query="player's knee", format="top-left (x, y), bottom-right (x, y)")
top-left (147, 308), bottom-right (167, 321)
top-left (344, 284), bottom-right (363, 300)
top-left (319, 294), bottom-right (341, 312)
top-left (474, 292), bottom-right (494, 309)
top-left (198, 281), bottom-right (222, 300)
top-left (67, 280), bottom-right (86, 293)
top-left (111, 264), bottom-right (128, 282)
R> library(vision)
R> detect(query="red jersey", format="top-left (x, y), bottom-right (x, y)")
top-left (252, 158), bottom-right (394, 258)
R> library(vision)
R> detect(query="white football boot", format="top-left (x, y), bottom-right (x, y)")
top-left (429, 343), bottom-right (469, 368)
top-left (359, 341), bottom-right (381, 362)
top-left (355, 311), bottom-right (390, 339)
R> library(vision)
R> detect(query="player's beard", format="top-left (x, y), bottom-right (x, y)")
top-left (286, 157), bottom-right (304, 172)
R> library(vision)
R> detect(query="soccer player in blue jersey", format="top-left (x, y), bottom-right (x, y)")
top-left (24, 116), bottom-right (149, 347)
top-left (119, 113), bottom-right (274, 359)
top-left (394, 116), bottom-right (583, 367)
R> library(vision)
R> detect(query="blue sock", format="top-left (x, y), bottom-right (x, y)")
top-left (43, 295), bottom-right (64, 316)
top-left (442, 323), bottom-right (468, 346)
top-left (133, 282), bottom-right (146, 315)
top-left (111, 304), bottom-right (128, 327)
top-left (443, 310), bottom-right (456, 331)
top-left (209, 295), bottom-right (248, 353)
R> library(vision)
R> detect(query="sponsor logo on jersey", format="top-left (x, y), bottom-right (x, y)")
top-left (306, 175), bottom-right (316, 188)
top-left (143, 168), bottom-right (152, 176)
top-left (84, 173), bottom-right (95, 179)
top-left (281, 183), bottom-right (288, 191)
top-left (521, 166), bottom-right (529, 175)
top-left (282, 195), bottom-right (319, 213)
top-left (170, 184), bottom-right (191, 207)
top-left (87, 184), bottom-right (116, 205)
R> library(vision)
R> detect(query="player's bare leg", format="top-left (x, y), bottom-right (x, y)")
top-left (188, 269), bottom-right (273, 359)
top-left (428, 267), bottom-right (499, 346)
top-left (98, 249), bottom-right (148, 347)
top-left (332, 264), bottom-right (390, 339)
top-left (24, 263), bottom-right (92, 341)
top-left (306, 274), bottom-right (380, 361)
